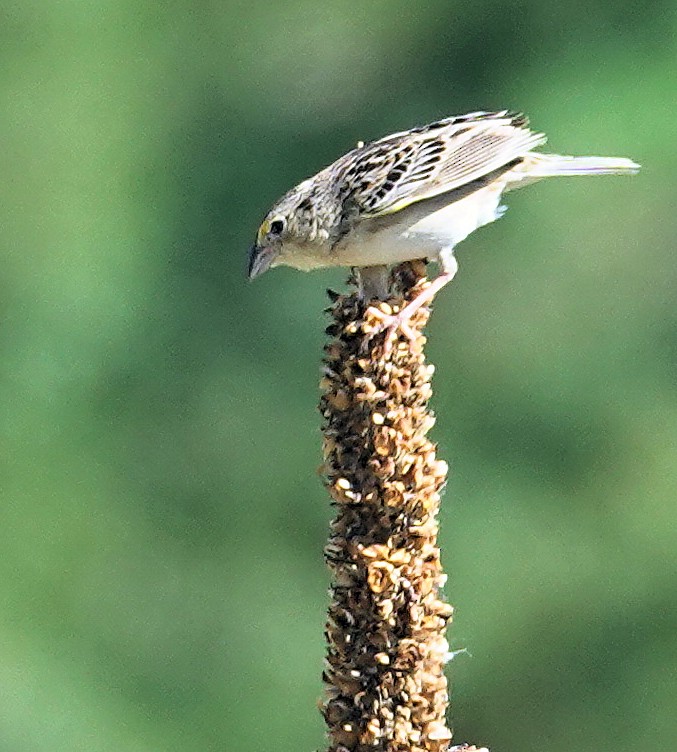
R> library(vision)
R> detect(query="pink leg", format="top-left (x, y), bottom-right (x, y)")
top-left (369, 253), bottom-right (458, 352)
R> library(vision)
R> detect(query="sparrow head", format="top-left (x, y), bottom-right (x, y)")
top-left (248, 178), bottom-right (333, 279)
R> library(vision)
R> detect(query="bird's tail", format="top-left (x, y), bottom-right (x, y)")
top-left (521, 152), bottom-right (640, 177)
top-left (504, 152), bottom-right (639, 190)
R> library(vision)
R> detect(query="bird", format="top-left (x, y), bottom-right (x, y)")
top-left (248, 110), bottom-right (638, 339)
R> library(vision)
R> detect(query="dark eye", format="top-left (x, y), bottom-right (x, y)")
top-left (269, 218), bottom-right (285, 236)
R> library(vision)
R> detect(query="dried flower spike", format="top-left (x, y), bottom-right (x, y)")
top-left (320, 262), bottom-right (455, 752)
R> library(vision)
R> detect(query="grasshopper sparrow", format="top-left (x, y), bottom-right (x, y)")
top-left (249, 111), bottom-right (638, 338)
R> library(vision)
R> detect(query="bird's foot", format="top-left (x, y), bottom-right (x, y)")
top-left (365, 302), bottom-right (424, 356)
top-left (363, 262), bottom-right (458, 355)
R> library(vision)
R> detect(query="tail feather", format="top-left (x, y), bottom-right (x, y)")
top-left (523, 153), bottom-right (640, 177)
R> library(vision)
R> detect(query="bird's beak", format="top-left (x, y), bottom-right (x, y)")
top-left (247, 244), bottom-right (276, 280)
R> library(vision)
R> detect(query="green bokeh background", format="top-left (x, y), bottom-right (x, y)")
top-left (2, 2), bottom-right (675, 751)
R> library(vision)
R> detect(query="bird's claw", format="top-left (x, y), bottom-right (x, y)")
top-left (366, 305), bottom-right (420, 356)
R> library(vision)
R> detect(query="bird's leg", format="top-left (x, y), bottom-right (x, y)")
top-left (390, 251), bottom-right (458, 326)
top-left (356, 264), bottom-right (390, 300)
top-left (368, 250), bottom-right (459, 351)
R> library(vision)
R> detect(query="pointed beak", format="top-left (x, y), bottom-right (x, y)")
top-left (247, 244), bottom-right (276, 280)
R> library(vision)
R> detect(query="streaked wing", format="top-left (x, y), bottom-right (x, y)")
top-left (332, 111), bottom-right (547, 217)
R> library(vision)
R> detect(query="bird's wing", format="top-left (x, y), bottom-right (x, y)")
top-left (333, 111), bottom-right (546, 217)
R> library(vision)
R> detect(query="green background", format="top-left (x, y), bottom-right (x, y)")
top-left (1, 2), bottom-right (675, 751)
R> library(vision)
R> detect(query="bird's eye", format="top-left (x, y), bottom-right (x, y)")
top-left (269, 218), bottom-right (285, 236)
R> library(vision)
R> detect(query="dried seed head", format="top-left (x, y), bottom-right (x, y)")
top-left (320, 265), bottom-right (453, 751)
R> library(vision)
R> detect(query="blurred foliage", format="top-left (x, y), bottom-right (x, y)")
top-left (1, 2), bottom-right (676, 751)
